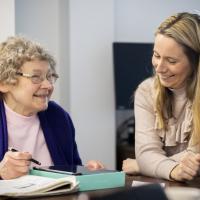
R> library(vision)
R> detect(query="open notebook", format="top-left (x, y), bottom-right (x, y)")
top-left (0, 174), bottom-right (78, 198)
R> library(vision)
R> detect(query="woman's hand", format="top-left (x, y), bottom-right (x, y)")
top-left (0, 151), bottom-right (32, 180)
top-left (85, 160), bottom-right (105, 171)
top-left (170, 151), bottom-right (200, 181)
top-left (122, 158), bottom-right (140, 175)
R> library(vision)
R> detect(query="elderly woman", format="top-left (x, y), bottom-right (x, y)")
top-left (0, 36), bottom-right (103, 179)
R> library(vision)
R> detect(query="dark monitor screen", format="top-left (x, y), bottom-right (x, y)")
top-left (113, 42), bottom-right (153, 110)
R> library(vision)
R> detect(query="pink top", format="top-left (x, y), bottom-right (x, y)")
top-left (135, 78), bottom-right (193, 180)
top-left (4, 101), bottom-right (53, 167)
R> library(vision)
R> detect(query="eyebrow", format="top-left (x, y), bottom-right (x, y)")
top-left (153, 50), bottom-right (179, 60)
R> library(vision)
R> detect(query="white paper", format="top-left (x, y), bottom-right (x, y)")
top-left (0, 175), bottom-right (77, 196)
top-left (132, 180), bottom-right (165, 187)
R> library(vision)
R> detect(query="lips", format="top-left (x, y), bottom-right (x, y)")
top-left (34, 94), bottom-right (49, 97)
top-left (159, 75), bottom-right (174, 80)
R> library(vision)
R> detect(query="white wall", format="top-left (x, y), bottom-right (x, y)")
top-left (0, 0), bottom-right (15, 42)
top-left (69, 0), bottom-right (115, 168)
top-left (115, 0), bottom-right (200, 42)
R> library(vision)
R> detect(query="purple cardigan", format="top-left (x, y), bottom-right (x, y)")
top-left (0, 100), bottom-right (82, 165)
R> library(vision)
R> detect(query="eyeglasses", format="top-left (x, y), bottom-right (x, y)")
top-left (16, 72), bottom-right (59, 84)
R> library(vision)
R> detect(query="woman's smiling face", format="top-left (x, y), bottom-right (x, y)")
top-left (2, 59), bottom-right (54, 116)
top-left (152, 34), bottom-right (192, 89)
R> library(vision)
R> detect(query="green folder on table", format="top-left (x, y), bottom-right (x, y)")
top-left (30, 165), bottom-right (125, 191)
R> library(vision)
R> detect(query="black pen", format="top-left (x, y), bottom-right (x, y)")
top-left (8, 147), bottom-right (41, 165)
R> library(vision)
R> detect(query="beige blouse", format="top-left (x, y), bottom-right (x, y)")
top-left (135, 77), bottom-right (193, 180)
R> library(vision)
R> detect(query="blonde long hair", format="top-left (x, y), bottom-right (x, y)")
top-left (154, 12), bottom-right (200, 144)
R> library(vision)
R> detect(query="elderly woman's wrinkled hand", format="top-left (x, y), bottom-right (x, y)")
top-left (0, 151), bottom-right (32, 180)
top-left (85, 160), bottom-right (105, 171)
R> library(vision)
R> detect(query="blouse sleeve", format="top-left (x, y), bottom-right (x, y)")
top-left (134, 79), bottom-right (178, 180)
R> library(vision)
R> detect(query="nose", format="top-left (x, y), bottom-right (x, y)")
top-left (154, 59), bottom-right (167, 73)
top-left (40, 78), bottom-right (53, 89)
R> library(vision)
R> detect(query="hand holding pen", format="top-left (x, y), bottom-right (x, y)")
top-left (8, 147), bottom-right (41, 165)
top-left (0, 147), bottom-right (41, 180)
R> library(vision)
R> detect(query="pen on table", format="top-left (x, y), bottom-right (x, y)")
top-left (8, 147), bottom-right (41, 165)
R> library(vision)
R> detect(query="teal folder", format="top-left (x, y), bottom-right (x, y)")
top-left (30, 169), bottom-right (125, 191)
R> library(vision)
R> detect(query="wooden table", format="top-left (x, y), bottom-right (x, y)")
top-left (11, 175), bottom-right (200, 200)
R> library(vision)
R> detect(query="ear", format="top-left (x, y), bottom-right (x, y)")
top-left (0, 82), bottom-right (10, 93)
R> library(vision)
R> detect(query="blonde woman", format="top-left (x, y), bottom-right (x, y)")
top-left (123, 12), bottom-right (200, 182)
